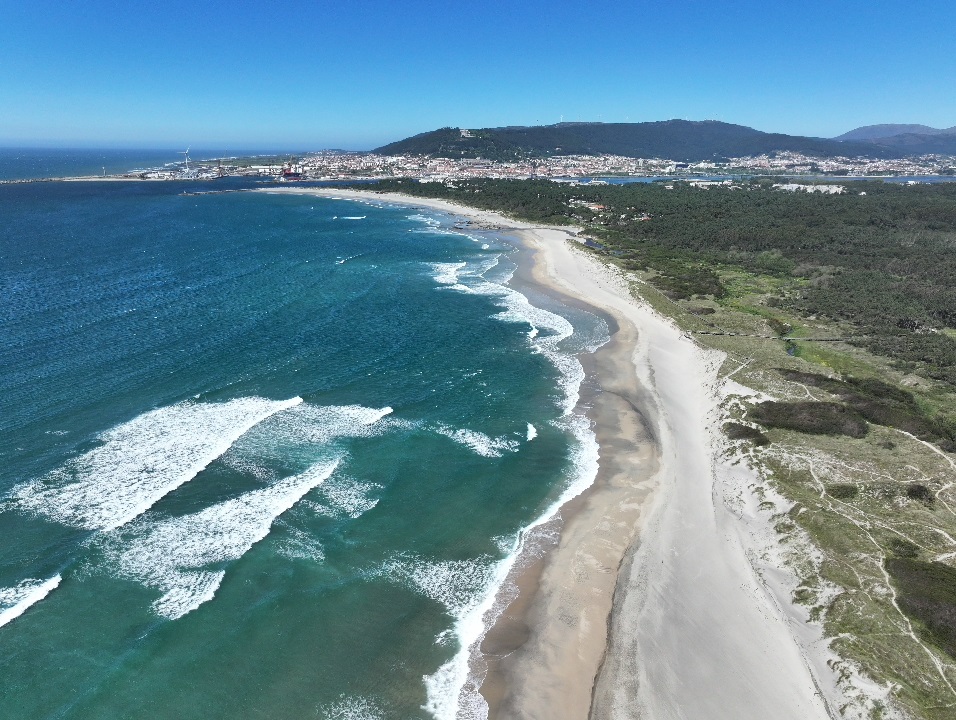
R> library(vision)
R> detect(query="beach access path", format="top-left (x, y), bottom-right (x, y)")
top-left (258, 187), bottom-right (836, 720)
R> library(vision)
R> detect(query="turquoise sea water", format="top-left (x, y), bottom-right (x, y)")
top-left (0, 148), bottom-right (297, 181)
top-left (0, 178), bottom-right (607, 719)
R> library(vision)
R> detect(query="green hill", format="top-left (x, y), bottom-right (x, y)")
top-left (374, 120), bottom-right (901, 162)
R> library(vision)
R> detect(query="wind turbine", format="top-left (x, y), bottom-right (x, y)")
top-left (180, 147), bottom-right (191, 172)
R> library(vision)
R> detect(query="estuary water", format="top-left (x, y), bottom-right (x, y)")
top-left (0, 178), bottom-right (607, 719)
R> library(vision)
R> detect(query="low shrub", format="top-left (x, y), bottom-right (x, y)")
top-left (890, 538), bottom-right (921, 558)
top-left (767, 318), bottom-right (793, 336)
top-left (723, 422), bottom-right (771, 446)
top-left (827, 483), bottom-right (858, 500)
top-left (906, 484), bottom-right (934, 504)
top-left (776, 369), bottom-right (956, 447)
top-left (886, 558), bottom-right (956, 659)
top-left (750, 401), bottom-right (868, 438)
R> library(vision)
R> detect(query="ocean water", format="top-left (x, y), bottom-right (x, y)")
top-left (0, 179), bottom-right (608, 719)
top-left (0, 148), bottom-right (296, 181)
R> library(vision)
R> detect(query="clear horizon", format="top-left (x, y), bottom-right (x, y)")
top-left (2, 0), bottom-right (954, 149)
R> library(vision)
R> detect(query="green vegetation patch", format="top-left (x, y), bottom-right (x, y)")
top-left (778, 370), bottom-right (956, 450)
top-left (750, 401), bottom-right (869, 438)
top-left (723, 422), bottom-right (771, 446)
top-left (826, 483), bottom-right (859, 499)
top-left (651, 264), bottom-right (726, 300)
top-left (889, 538), bottom-right (921, 559)
top-left (767, 318), bottom-right (793, 336)
top-left (886, 558), bottom-right (956, 660)
top-left (907, 484), bottom-right (935, 504)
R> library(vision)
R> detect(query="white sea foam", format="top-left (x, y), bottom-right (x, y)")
top-left (0, 575), bottom-right (62, 628)
top-left (407, 213), bottom-right (441, 226)
top-left (486, 287), bottom-right (582, 413)
top-left (429, 262), bottom-right (466, 286)
top-left (434, 425), bottom-right (520, 458)
top-left (428, 256), bottom-right (502, 292)
top-left (221, 404), bottom-right (395, 475)
top-left (376, 554), bottom-right (499, 719)
top-left (526, 423), bottom-right (537, 441)
top-left (321, 695), bottom-right (386, 720)
top-left (427, 254), bottom-right (585, 414)
top-left (319, 476), bottom-right (381, 518)
top-left (269, 404), bottom-right (393, 445)
top-left (274, 522), bottom-right (326, 562)
top-left (422, 412), bottom-right (600, 719)
top-left (384, 556), bottom-right (494, 617)
top-left (12, 397), bottom-right (303, 531)
top-left (104, 459), bottom-right (340, 619)
top-left (221, 453), bottom-right (279, 482)
top-left (341, 216), bottom-right (366, 220)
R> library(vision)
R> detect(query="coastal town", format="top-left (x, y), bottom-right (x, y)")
top-left (2, 141), bottom-right (953, 185)
top-left (190, 147), bottom-right (956, 182)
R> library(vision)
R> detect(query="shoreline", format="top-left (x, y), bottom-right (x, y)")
top-left (257, 187), bottom-right (837, 719)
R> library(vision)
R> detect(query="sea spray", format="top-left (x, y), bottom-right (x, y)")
top-left (422, 413), bottom-right (601, 719)
top-left (0, 575), bottom-right (62, 629)
top-left (433, 425), bottom-right (521, 458)
top-left (11, 397), bottom-right (303, 531)
top-left (103, 459), bottom-right (341, 619)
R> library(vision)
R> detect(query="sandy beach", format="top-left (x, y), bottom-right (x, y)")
top-left (259, 187), bottom-right (837, 719)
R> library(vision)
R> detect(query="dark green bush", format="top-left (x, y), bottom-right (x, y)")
top-left (906, 484), bottom-right (934, 504)
top-left (776, 369), bottom-right (955, 448)
top-left (886, 558), bottom-right (956, 659)
top-left (890, 538), bottom-right (921, 558)
top-left (750, 401), bottom-right (868, 438)
top-left (724, 422), bottom-right (770, 446)
top-left (827, 483), bottom-right (859, 499)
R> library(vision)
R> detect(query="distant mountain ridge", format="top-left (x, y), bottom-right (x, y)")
top-left (374, 120), bottom-right (956, 162)
top-left (834, 124), bottom-right (955, 141)
top-left (834, 124), bottom-right (956, 155)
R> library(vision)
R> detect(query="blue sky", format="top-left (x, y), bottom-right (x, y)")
top-left (1, 0), bottom-right (954, 150)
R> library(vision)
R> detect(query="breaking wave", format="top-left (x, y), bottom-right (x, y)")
top-left (11, 397), bottom-right (302, 531)
top-left (413, 213), bottom-right (605, 719)
top-left (103, 459), bottom-right (341, 620)
top-left (433, 425), bottom-right (520, 458)
top-left (427, 254), bottom-right (584, 413)
top-left (0, 575), bottom-right (62, 629)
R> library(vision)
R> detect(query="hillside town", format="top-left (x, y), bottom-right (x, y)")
top-left (204, 149), bottom-right (955, 182)
top-left (4, 149), bottom-right (951, 185)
